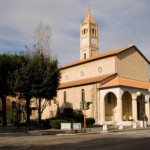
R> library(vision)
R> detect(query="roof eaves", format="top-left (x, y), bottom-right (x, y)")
top-left (58, 74), bottom-right (116, 89)
top-left (60, 46), bottom-right (134, 70)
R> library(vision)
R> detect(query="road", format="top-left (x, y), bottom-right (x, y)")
top-left (0, 130), bottom-right (150, 150)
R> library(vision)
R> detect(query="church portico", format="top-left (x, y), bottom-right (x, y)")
top-left (99, 87), bottom-right (150, 125)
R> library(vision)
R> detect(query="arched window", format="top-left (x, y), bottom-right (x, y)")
top-left (86, 29), bottom-right (88, 33)
top-left (81, 89), bottom-right (85, 101)
top-left (92, 29), bottom-right (95, 34)
top-left (84, 53), bottom-right (86, 59)
top-left (64, 91), bottom-right (66, 103)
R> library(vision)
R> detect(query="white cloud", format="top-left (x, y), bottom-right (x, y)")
top-left (0, 0), bottom-right (150, 67)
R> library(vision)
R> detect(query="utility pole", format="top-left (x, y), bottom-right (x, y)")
top-left (82, 101), bottom-right (92, 132)
top-left (83, 100), bottom-right (86, 132)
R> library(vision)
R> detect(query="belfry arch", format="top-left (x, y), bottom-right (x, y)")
top-left (104, 92), bottom-right (117, 121)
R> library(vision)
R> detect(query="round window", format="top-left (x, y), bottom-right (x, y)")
top-left (65, 75), bottom-right (69, 80)
top-left (97, 67), bottom-right (102, 73)
top-left (80, 71), bottom-right (84, 77)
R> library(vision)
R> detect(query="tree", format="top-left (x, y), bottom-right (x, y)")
top-left (34, 23), bottom-right (52, 57)
top-left (0, 54), bottom-right (26, 126)
top-left (29, 53), bottom-right (60, 126)
top-left (10, 23), bottom-right (60, 129)
top-left (33, 23), bottom-right (60, 126)
top-left (11, 52), bottom-right (60, 129)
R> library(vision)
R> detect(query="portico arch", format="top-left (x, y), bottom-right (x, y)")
top-left (104, 92), bottom-right (117, 121)
top-left (122, 91), bottom-right (132, 121)
top-left (137, 93), bottom-right (144, 120)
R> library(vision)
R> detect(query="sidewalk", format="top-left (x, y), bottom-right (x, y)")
top-left (18, 125), bottom-right (150, 135)
top-left (0, 125), bottom-right (27, 136)
top-left (0, 125), bottom-right (150, 136)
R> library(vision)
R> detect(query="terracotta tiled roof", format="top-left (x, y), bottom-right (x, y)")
top-left (59, 72), bottom-right (150, 90)
top-left (99, 76), bottom-right (150, 90)
top-left (60, 45), bottom-right (149, 70)
top-left (59, 74), bottom-right (115, 89)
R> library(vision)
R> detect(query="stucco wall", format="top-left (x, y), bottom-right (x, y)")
top-left (61, 56), bottom-right (116, 83)
top-left (116, 47), bottom-right (149, 82)
top-left (56, 83), bottom-right (99, 120)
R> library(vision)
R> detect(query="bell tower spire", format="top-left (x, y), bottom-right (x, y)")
top-left (84, 8), bottom-right (95, 24)
top-left (80, 9), bottom-right (99, 60)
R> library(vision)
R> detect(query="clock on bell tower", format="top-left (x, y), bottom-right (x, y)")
top-left (80, 9), bottom-right (99, 60)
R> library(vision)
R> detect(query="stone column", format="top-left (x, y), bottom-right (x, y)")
top-left (132, 95), bottom-right (137, 121)
top-left (117, 100), bottom-right (122, 121)
top-left (100, 100), bottom-right (105, 123)
top-left (145, 95), bottom-right (150, 119)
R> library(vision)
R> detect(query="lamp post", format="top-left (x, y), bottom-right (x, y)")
top-left (136, 89), bottom-right (150, 127)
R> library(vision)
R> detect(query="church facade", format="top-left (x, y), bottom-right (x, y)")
top-left (56, 9), bottom-right (150, 125)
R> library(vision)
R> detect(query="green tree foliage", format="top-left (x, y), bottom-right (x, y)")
top-left (0, 54), bottom-right (26, 126)
top-left (29, 53), bottom-right (60, 99)
top-left (86, 118), bottom-right (95, 127)
top-left (11, 52), bottom-right (60, 130)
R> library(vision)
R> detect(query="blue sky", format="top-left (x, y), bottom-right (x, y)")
top-left (0, 0), bottom-right (150, 67)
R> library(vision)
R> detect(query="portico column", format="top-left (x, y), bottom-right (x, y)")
top-left (145, 95), bottom-right (150, 119)
top-left (132, 95), bottom-right (137, 121)
top-left (117, 100), bottom-right (122, 121)
top-left (100, 99), bottom-right (105, 122)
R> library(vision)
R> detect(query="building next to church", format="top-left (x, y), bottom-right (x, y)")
top-left (55, 9), bottom-right (150, 125)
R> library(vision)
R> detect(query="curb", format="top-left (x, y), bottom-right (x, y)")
top-left (0, 127), bottom-right (150, 136)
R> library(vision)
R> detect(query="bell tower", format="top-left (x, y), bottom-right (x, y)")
top-left (80, 9), bottom-right (99, 60)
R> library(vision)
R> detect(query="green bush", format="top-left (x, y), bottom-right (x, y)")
top-left (57, 108), bottom-right (84, 123)
top-left (7, 108), bottom-right (16, 124)
top-left (50, 119), bottom-right (69, 129)
top-left (86, 118), bottom-right (95, 127)
top-left (41, 119), bottom-right (51, 129)
top-left (58, 107), bottom-right (75, 118)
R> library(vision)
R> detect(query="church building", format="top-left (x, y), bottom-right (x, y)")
top-left (56, 9), bottom-right (150, 125)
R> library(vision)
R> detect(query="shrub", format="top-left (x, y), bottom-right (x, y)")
top-left (86, 118), bottom-right (95, 127)
top-left (41, 119), bottom-right (51, 129)
top-left (7, 108), bottom-right (16, 124)
top-left (58, 107), bottom-right (75, 118)
top-left (57, 108), bottom-right (84, 124)
top-left (50, 119), bottom-right (69, 129)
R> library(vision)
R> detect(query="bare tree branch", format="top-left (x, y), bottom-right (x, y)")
top-left (35, 23), bottom-right (52, 57)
